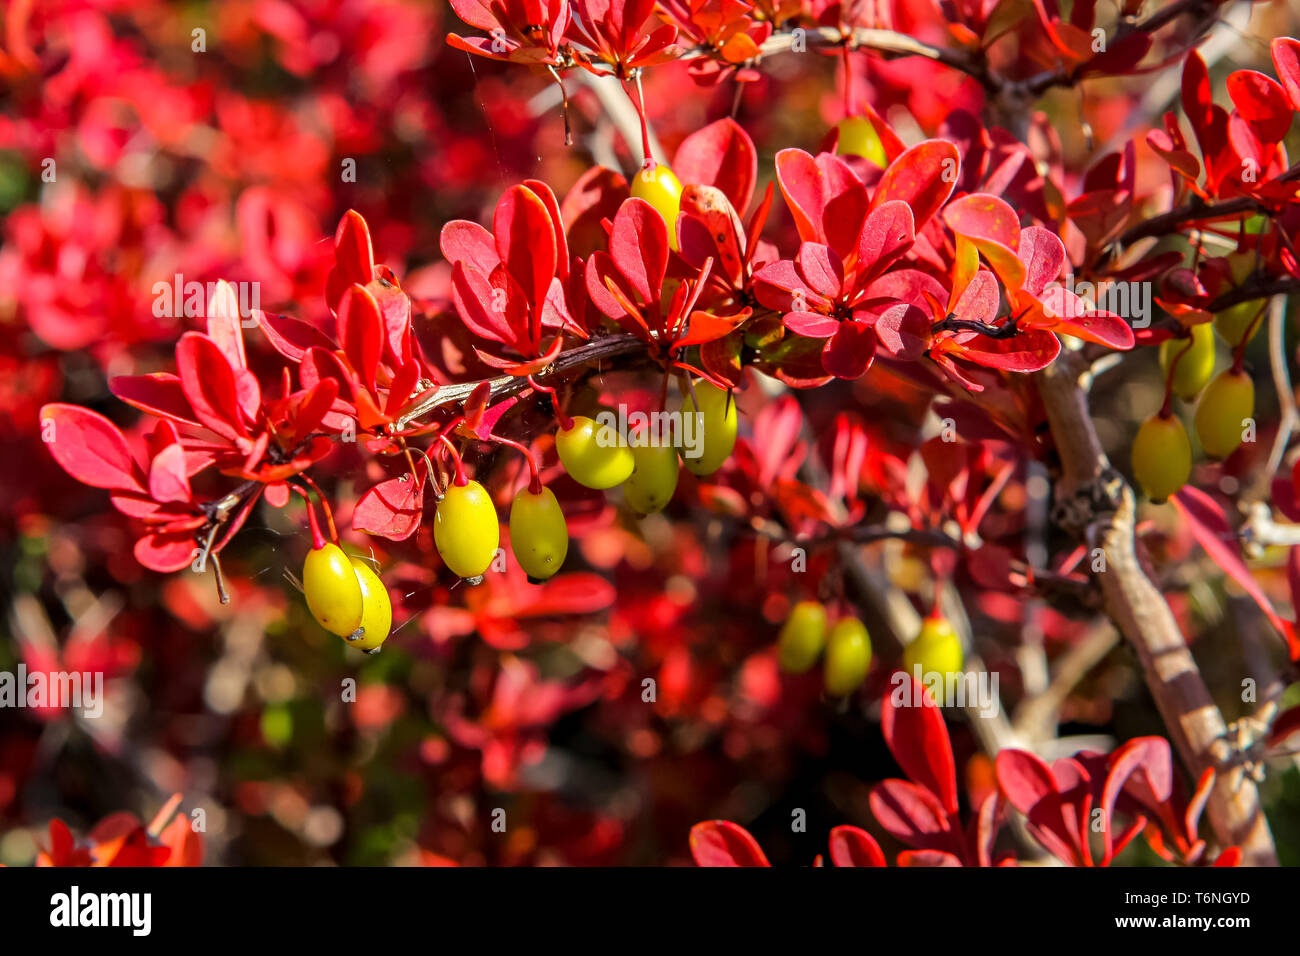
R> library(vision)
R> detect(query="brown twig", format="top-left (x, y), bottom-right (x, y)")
top-left (1035, 348), bottom-right (1278, 865)
top-left (392, 333), bottom-right (646, 431)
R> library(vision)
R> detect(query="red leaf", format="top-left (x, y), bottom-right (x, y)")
top-left (495, 185), bottom-right (558, 311)
top-left (1172, 487), bottom-right (1292, 638)
top-left (774, 148), bottom-right (868, 260)
top-left (942, 193), bottom-right (1021, 250)
top-left (1226, 69), bottom-right (1293, 145)
top-left (1146, 129), bottom-right (1200, 182)
top-left (610, 198), bottom-right (669, 303)
top-left (462, 381), bottom-right (492, 432)
top-left (822, 321), bottom-right (876, 379)
top-left (290, 379), bottom-right (341, 445)
top-left (205, 279), bottom-right (248, 372)
top-left (1182, 49), bottom-right (1215, 139)
top-left (1068, 189), bottom-right (1132, 248)
top-left (673, 117), bottom-right (757, 214)
top-left (1271, 38), bottom-right (1300, 112)
top-left (448, 0), bottom-right (498, 31)
top-left (560, 165), bottom-right (629, 259)
top-left (256, 312), bottom-right (336, 362)
top-left (134, 532), bottom-right (196, 572)
top-left (783, 311), bottom-right (840, 338)
top-left (689, 821), bottom-right (770, 866)
top-left (39, 404), bottom-right (145, 493)
top-left (175, 332), bottom-right (250, 441)
top-left (881, 676), bottom-right (958, 814)
top-left (338, 285), bottom-right (384, 393)
top-left (451, 261), bottom-right (523, 348)
top-left (300, 346), bottom-right (357, 403)
top-left (855, 200), bottom-right (915, 281)
top-left (675, 309), bottom-right (750, 348)
top-left (872, 140), bottom-right (960, 230)
top-left (1037, 287), bottom-right (1135, 348)
top-left (874, 303), bottom-right (930, 360)
top-left (474, 333), bottom-right (564, 375)
top-left (1017, 227), bottom-right (1066, 297)
top-left (385, 360), bottom-right (421, 417)
top-left (522, 179), bottom-right (569, 280)
top-left (950, 268), bottom-right (1001, 324)
top-left (751, 395), bottom-right (805, 489)
top-left (956, 327), bottom-right (1061, 371)
top-left (679, 185), bottom-right (746, 285)
top-left (458, 395), bottom-right (518, 440)
top-left (353, 460), bottom-right (428, 540)
top-left (796, 242), bottom-right (844, 299)
top-left (1102, 737), bottom-right (1173, 855)
top-left (753, 334), bottom-right (833, 388)
top-left (827, 825), bottom-right (886, 867)
top-left (440, 219), bottom-right (500, 272)
top-left (333, 210), bottom-right (374, 288)
top-left (148, 443), bottom-right (192, 504)
top-left (869, 778), bottom-right (953, 849)
top-left (753, 258), bottom-right (833, 315)
top-left (995, 749), bottom-right (1083, 865)
top-left (110, 374), bottom-right (200, 428)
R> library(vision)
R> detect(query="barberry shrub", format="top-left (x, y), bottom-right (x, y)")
top-left (8, 0), bottom-right (1300, 867)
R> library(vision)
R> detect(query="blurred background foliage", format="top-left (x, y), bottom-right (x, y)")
top-left (1, 0), bottom-right (1299, 866)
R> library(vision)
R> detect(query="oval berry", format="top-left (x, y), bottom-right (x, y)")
top-left (835, 117), bottom-right (886, 167)
top-left (778, 600), bottom-right (828, 674)
top-left (823, 617), bottom-right (872, 696)
top-left (433, 479), bottom-right (500, 582)
top-left (1213, 301), bottom-right (1263, 347)
top-left (1158, 322), bottom-right (1216, 400)
top-left (1194, 368), bottom-right (1254, 460)
top-left (556, 415), bottom-right (634, 489)
top-left (347, 556), bottom-right (391, 652)
top-left (680, 382), bottom-right (737, 477)
top-left (303, 542), bottom-right (364, 637)
top-left (903, 616), bottom-right (964, 681)
top-left (623, 442), bottom-right (680, 515)
top-left (630, 163), bottom-right (683, 249)
top-left (509, 485), bottom-right (568, 582)
top-left (1131, 413), bottom-right (1192, 502)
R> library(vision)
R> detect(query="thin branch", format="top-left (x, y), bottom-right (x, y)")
top-left (1132, 0), bottom-right (1219, 35)
top-left (1115, 165), bottom-right (1300, 248)
top-left (747, 516), bottom-right (960, 550)
top-left (1261, 296), bottom-right (1296, 494)
top-left (1012, 623), bottom-right (1121, 742)
top-left (932, 316), bottom-right (1021, 339)
top-left (392, 333), bottom-right (646, 431)
top-left (1116, 196), bottom-right (1266, 246)
top-left (1209, 276), bottom-right (1300, 313)
top-left (750, 27), bottom-right (992, 87)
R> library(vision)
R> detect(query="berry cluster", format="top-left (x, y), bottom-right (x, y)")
top-left (776, 600), bottom-right (872, 696)
top-left (1132, 305), bottom-right (1263, 503)
top-left (777, 600), bottom-right (965, 699)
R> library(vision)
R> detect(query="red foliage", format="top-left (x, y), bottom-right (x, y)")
top-left (6, 0), bottom-right (1300, 869)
